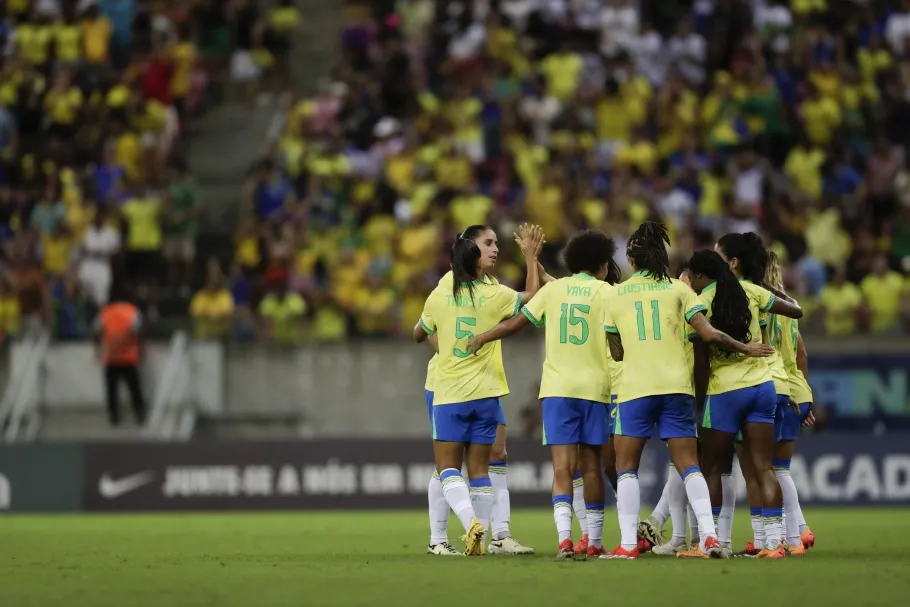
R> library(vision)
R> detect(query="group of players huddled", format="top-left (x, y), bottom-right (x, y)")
top-left (413, 221), bottom-right (816, 559)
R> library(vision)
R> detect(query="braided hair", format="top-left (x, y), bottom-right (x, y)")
top-left (451, 225), bottom-right (490, 306)
top-left (626, 221), bottom-right (671, 282)
top-left (688, 250), bottom-right (752, 345)
top-left (564, 229), bottom-right (623, 284)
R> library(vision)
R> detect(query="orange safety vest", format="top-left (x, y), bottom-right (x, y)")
top-left (100, 302), bottom-right (140, 366)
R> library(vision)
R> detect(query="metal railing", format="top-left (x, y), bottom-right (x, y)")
top-left (0, 330), bottom-right (50, 443)
top-left (143, 330), bottom-right (196, 440)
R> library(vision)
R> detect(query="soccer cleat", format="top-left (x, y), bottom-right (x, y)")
top-left (586, 544), bottom-right (606, 559)
top-left (637, 537), bottom-right (654, 553)
top-left (573, 534), bottom-right (589, 554)
top-left (704, 536), bottom-right (728, 559)
top-left (427, 542), bottom-right (463, 556)
top-left (487, 536), bottom-right (535, 555)
top-left (599, 545), bottom-right (640, 560)
top-left (787, 542), bottom-right (808, 556)
top-left (736, 541), bottom-right (761, 558)
top-left (801, 527), bottom-right (815, 549)
top-left (461, 519), bottom-right (486, 556)
top-left (676, 544), bottom-right (709, 559)
top-left (638, 518), bottom-right (666, 547)
top-left (557, 539), bottom-right (575, 559)
top-left (651, 540), bottom-right (687, 556)
top-left (758, 543), bottom-right (787, 559)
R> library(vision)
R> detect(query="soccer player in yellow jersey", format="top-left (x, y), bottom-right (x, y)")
top-left (601, 222), bottom-right (773, 560)
top-left (686, 233), bottom-right (803, 559)
top-left (414, 224), bottom-right (544, 555)
top-left (766, 253), bottom-right (816, 554)
top-left (467, 230), bottom-right (623, 558)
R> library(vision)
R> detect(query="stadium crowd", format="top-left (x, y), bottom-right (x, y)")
top-left (0, 0), bottom-right (299, 345)
top-left (203, 0), bottom-right (910, 344)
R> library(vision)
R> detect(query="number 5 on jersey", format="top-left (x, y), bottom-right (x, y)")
top-left (454, 316), bottom-right (476, 358)
top-left (560, 303), bottom-right (590, 345)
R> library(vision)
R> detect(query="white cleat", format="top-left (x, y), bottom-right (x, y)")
top-left (651, 541), bottom-right (687, 556)
top-left (487, 536), bottom-right (535, 555)
top-left (426, 542), bottom-right (463, 556)
top-left (638, 518), bottom-right (666, 547)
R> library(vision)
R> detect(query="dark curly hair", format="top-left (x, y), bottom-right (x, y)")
top-left (688, 250), bottom-right (752, 345)
top-left (627, 221), bottom-right (671, 282)
top-left (564, 229), bottom-right (622, 284)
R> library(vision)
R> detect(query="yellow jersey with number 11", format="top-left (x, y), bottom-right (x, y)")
top-left (522, 274), bottom-right (612, 403)
top-left (604, 272), bottom-right (706, 402)
top-left (420, 281), bottom-right (521, 406)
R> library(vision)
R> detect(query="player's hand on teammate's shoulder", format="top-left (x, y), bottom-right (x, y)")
top-left (743, 342), bottom-right (775, 358)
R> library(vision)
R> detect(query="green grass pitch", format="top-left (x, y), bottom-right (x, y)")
top-left (2, 508), bottom-right (909, 606)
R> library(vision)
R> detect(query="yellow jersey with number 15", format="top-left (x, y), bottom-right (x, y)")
top-left (693, 280), bottom-right (774, 395)
top-left (780, 317), bottom-right (813, 404)
top-left (522, 274), bottom-right (612, 403)
top-left (604, 272), bottom-right (707, 402)
top-left (763, 312), bottom-right (791, 396)
top-left (420, 280), bottom-right (521, 406)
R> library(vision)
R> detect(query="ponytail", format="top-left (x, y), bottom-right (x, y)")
top-left (451, 225), bottom-right (489, 306)
top-left (689, 250), bottom-right (752, 345)
top-left (717, 232), bottom-right (767, 284)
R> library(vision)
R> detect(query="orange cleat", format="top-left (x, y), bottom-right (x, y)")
top-left (599, 545), bottom-right (640, 560)
top-left (557, 538), bottom-right (575, 559)
top-left (758, 544), bottom-right (787, 559)
top-left (586, 544), bottom-right (606, 559)
top-left (800, 527), bottom-right (815, 549)
top-left (788, 542), bottom-right (808, 556)
top-left (737, 541), bottom-right (761, 558)
top-left (573, 534), bottom-right (589, 554)
top-left (676, 543), bottom-right (709, 559)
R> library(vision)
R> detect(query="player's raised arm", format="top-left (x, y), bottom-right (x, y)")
top-left (515, 224), bottom-right (545, 304)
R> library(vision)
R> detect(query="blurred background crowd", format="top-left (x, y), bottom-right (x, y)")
top-left (3, 0), bottom-right (910, 348)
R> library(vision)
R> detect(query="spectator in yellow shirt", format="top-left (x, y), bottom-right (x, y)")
top-left (190, 272), bottom-right (235, 340)
top-left (16, 15), bottom-right (54, 67)
top-left (784, 135), bottom-right (826, 201)
top-left (540, 42), bottom-right (583, 102)
top-left (170, 25), bottom-right (197, 125)
top-left (352, 274), bottom-right (398, 335)
top-left (818, 266), bottom-right (863, 336)
top-left (0, 277), bottom-right (21, 343)
top-left (53, 12), bottom-right (82, 66)
top-left (81, 6), bottom-right (112, 65)
top-left (860, 254), bottom-right (905, 332)
top-left (121, 186), bottom-right (164, 291)
top-left (258, 284), bottom-right (306, 345)
top-left (44, 70), bottom-right (83, 141)
top-left (800, 83), bottom-right (841, 146)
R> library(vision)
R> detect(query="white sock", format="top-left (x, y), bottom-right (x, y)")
top-left (667, 468), bottom-right (688, 546)
top-left (719, 473), bottom-right (735, 547)
top-left (489, 461), bottom-right (511, 541)
top-left (586, 500), bottom-right (605, 549)
top-left (428, 470), bottom-right (449, 545)
top-left (680, 466), bottom-right (717, 551)
top-left (798, 505), bottom-right (807, 534)
top-left (553, 494), bottom-right (573, 542)
top-left (572, 471), bottom-right (588, 537)
top-left (469, 477), bottom-right (495, 539)
top-left (617, 470), bottom-right (640, 550)
top-left (650, 468), bottom-right (671, 528)
top-left (775, 462), bottom-right (803, 546)
top-left (687, 504), bottom-right (699, 544)
top-left (764, 507), bottom-right (783, 549)
top-left (750, 507), bottom-right (765, 550)
top-left (440, 468), bottom-right (475, 531)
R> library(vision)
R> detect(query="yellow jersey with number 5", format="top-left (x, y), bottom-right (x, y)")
top-left (420, 280), bottom-right (521, 406)
top-left (763, 312), bottom-right (791, 396)
top-left (780, 316), bottom-right (813, 404)
top-left (522, 274), bottom-right (612, 403)
top-left (694, 280), bottom-right (774, 395)
top-left (604, 272), bottom-right (707, 402)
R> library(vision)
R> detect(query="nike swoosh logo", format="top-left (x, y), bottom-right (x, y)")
top-left (98, 471), bottom-right (155, 499)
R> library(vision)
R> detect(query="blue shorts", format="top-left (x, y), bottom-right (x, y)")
top-left (776, 402), bottom-right (811, 443)
top-left (608, 395), bottom-right (618, 436)
top-left (432, 398), bottom-right (502, 444)
top-left (425, 390), bottom-right (434, 422)
top-left (615, 394), bottom-right (697, 440)
top-left (542, 397), bottom-right (609, 446)
top-left (703, 381), bottom-right (776, 435)
top-left (736, 394), bottom-right (789, 443)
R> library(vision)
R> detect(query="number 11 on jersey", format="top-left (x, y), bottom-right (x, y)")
top-left (634, 300), bottom-right (662, 341)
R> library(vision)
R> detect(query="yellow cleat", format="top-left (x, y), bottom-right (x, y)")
top-left (461, 518), bottom-right (486, 556)
top-left (788, 542), bottom-right (808, 556)
top-left (676, 545), bottom-right (709, 559)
